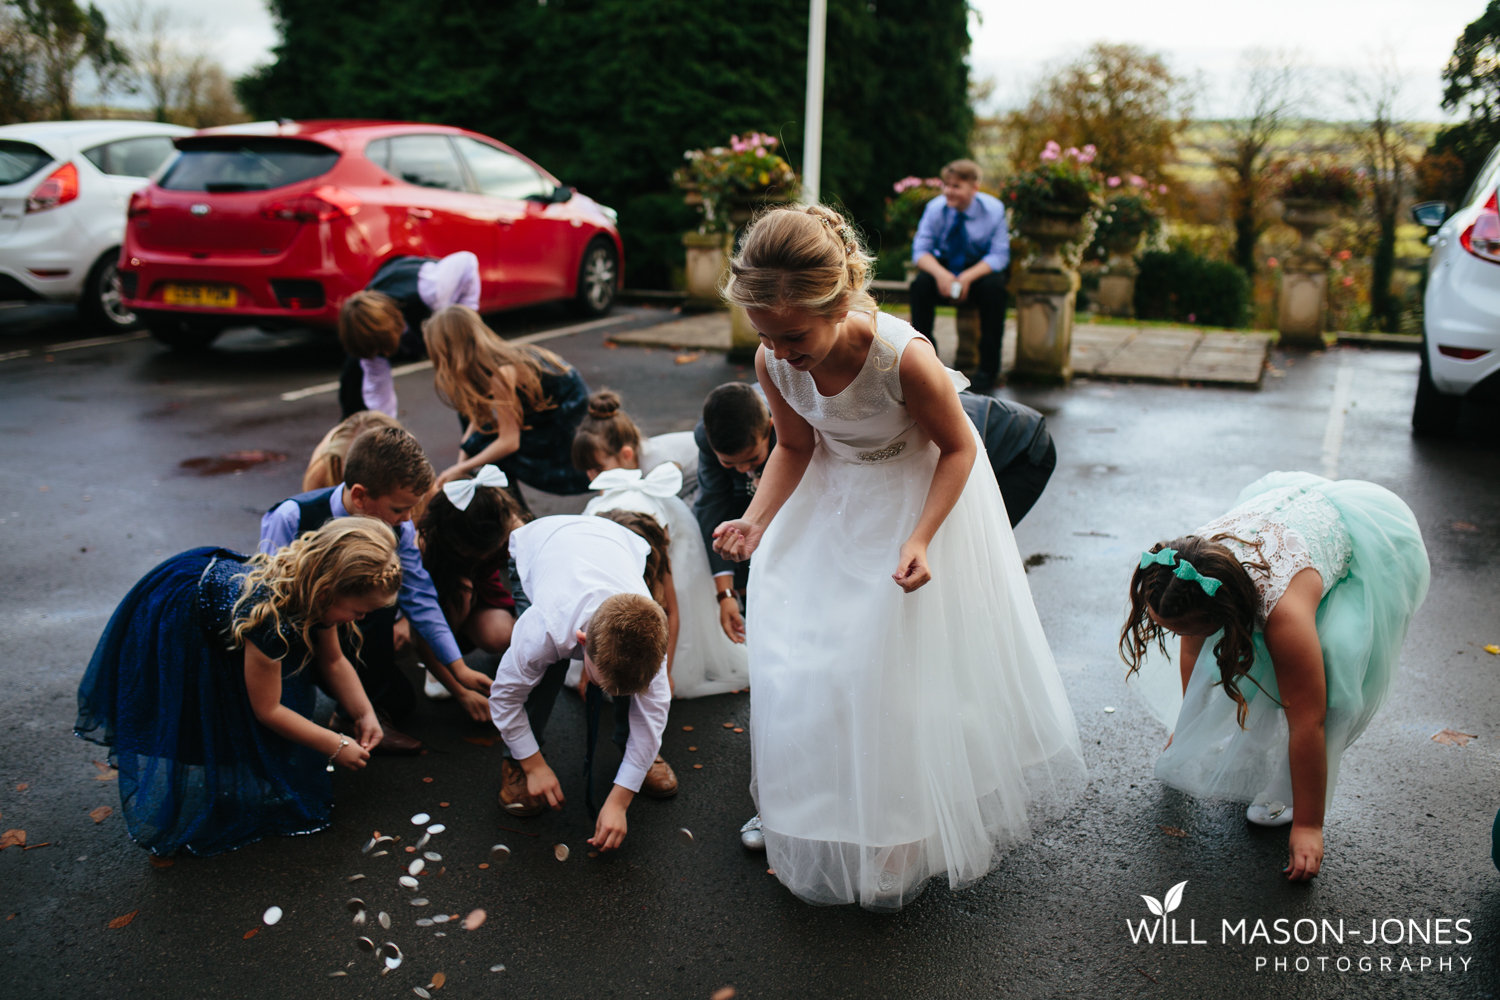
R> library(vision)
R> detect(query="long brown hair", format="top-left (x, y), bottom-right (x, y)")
top-left (595, 508), bottom-right (671, 605)
top-left (571, 389), bottom-right (642, 472)
top-left (422, 305), bottom-right (570, 433)
top-left (1118, 534), bottom-right (1269, 726)
top-left (301, 410), bottom-right (403, 492)
top-left (231, 518), bottom-right (402, 670)
top-left (417, 484), bottom-right (529, 610)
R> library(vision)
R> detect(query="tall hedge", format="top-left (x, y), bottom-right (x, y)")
top-left (1134, 248), bottom-right (1251, 329)
top-left (238, 0), bottom-right (972, 288)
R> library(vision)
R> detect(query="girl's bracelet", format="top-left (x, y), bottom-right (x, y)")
top-left (326, 736), bottom-right (351, 772)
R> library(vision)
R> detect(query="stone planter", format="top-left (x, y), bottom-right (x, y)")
top-left (1094, 232), bottom-right (1143, 318)
top-left (1277, 198), bottom-right (1338, 347)
top-left (682, 231), bottom-right (733, 311)
top-left (1011, 204), bottom-right (1090, 382)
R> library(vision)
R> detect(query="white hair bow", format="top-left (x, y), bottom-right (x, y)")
top-left (589, 463), bottom-right (683, 498)
top-left (443, 464), bottom-right (509, 511)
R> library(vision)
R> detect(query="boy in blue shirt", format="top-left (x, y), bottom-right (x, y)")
top-left (260, 426), bottom-right (492, 752)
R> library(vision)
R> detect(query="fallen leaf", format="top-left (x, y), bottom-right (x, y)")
top-left (462, 737), bottom-right (494, 747)
top-left (90, 806), bottom-right (113, 824)
top-left (1452, 521), bottom-right (1478, 532)
top-left (15, 783), bottom-right (27, 792)
top-left (107, 910), bottom-right (139, 929)
top-left (712, 989), bottom-right (736, 1000)
top-left (674, 352), bottom-right (702, 365)
top-left (463, 908), bottom-right (486, 931)
top-left (90, 760), bottom-right (111, 772)
top-left (94, 769), bottom-right (118, 782)
top-left (1, 829), bottom-right (26, 849)
top-left (1432, 729), bottom-right (1478, 747)
top-left (1484, 645), bottom-right (1499, 656)
top-left (148, 856), bottom-right (174, 868)
top-left (604, 340), bottom-right (619, 349)
top-left (242, 927), bottom-right (258, 939)
top-left (431, 971), bottom-right (446, 989)
top-left (1157, 825), bottom-right (1188, 838)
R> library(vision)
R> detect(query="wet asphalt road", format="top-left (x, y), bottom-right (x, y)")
top-left (0, 303), bottom-right (1497, 1000)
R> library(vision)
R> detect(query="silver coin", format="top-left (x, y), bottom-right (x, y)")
top-left (554, 843), bottom-right (570, 862)
top-left (489, 844), bottom-right (511, 864)
top-left (423, 851), bottom-right (442, 862)
top-left (347, 874), bottom-right (365, 882)
top-left (490, 964), bottom-right (506, 973)
top-left (1104, 706), bottom-right (1116, 714)
top-left (382, 943), bottom-right (403, 970)
top-left (432, 913), bottom-right (449, 924)
top-left (416, 918), bottom-right (434, 927)
top-left (355, 936), bottom-right (374, 952)
top-left (410, 898), bottom-right (429, 907)
top-left (378, 911), bottom-right (391, 930)
top-left (676, 827), bottom-right (694, 846)
top-left (399, 876), bottom-right (418, 889)
top-left (425, 823), bottom-right (445, 835)
top-left (328, 971), bottom-right (348, 977)
top-left (361, 837), bottom-right (377, 854)
top-left (410, 813), bottom-right (430, 825)
top-left (408, 858), bottom-right (424, 876)
top-left (433, 931), bottom-right (446, 937)
top-left (375, 835), bottom-right (394, 844)
top-left (262, 906), bottom-right (283, 926)
top-left (415, 833), bottom-right (431, 850)
top-left (370, 850), bottom-right (389, 858)
top-left (345, 898), bottom-right (366, 914)
top-left (352, 910), bottom-right (367, 927)
top-left (414, 989), bottom-right (431, 999)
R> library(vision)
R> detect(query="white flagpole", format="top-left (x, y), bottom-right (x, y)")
top-left (802, 0), bottom-right (827, 205)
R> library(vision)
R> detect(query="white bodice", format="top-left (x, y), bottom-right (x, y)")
top-left (1193, 483), bottom-right (1353, 627)
top-left (763, 312), bottom-right (962, 465)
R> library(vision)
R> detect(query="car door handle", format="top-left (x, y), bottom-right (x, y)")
top-left (496, 217), bottom-right (516, 227)
top-left (407, 207), bottom-right (433, 219)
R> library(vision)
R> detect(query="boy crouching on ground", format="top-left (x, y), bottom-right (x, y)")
top-left (490, 514), bottom-right (672, 851)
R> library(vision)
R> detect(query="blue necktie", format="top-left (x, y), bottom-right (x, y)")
top-left (940, 207), bottom-right (971, 270)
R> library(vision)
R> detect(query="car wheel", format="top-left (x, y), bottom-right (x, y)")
top-left (146, 315), bottom-right (222, 352)
top-left (78, 250), bottom-right (141, 332)
top-left (1412, 341), bottom-right (1462, 437)
top-left (572, 240), bottom-right (617, 317)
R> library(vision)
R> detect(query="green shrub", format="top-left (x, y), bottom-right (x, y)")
top-left (1134, 249), bottom-right (1251, 328)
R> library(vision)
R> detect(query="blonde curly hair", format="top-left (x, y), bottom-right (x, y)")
top-left (231, 517), bottom-right (402, 669)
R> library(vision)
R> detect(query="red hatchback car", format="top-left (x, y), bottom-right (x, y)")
top-left (119, 120), bottom-right (623, 349)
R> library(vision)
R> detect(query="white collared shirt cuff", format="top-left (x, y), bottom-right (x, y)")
top-left (612, 761), bottom-right (648, 794)
top-left (504, 730), bottom-right (541, 762)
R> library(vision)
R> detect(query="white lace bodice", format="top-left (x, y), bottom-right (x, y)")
top-left (1193, 484), bottom-right (1353, 627)
top-left (763, 312), bottom-right (962, 465)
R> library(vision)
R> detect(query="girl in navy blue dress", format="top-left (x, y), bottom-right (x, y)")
top-left (423, 305), bottom-right (593, 499)
top-left (75, 518), bottom-right (402, 857)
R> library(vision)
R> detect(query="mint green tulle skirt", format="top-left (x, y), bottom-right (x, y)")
top-left (1128, 472), bottom-right (1430, 807)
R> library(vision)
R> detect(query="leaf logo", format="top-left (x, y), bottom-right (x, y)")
top-left (1141, 880), bottom-right (1188, 917)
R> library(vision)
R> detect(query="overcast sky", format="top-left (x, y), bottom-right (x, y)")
top-left (109, 0), bottom-right (1475, 122)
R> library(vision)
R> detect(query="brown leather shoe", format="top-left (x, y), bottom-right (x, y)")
top-left (498, 757), bottom-right (543, 816)
top-left (640, 755), bottom-right (679, 799)
top-left (331, 712), bottom-right (422, 756)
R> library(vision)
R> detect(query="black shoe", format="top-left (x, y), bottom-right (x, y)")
top-left (966, 370), bottom-right (998, 394)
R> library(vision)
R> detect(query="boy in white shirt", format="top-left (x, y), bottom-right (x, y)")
top-left (490, 515), bottom-right (672, 851)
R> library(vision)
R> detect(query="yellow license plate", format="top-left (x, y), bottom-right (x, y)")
top-left (162, 283), bottom-right (237, 308)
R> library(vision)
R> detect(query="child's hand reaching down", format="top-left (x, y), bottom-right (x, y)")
top-left (455, 687), bottom-right (490, 722)
top-left (354, 712), bottom-right (384, 753)
top-left (892, 539), bottom-right (932, 592)
top-left (1285, 825), bottom-right (1323, 881)
top-left (519, 754), bottom-right (565, 810)
top-left (589, 785), bottom-right (634, 851)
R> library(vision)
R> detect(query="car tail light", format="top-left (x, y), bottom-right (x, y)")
top-left (1438, 345), bottom-right (1492, 361)
top-left (127, 190), bottom-right (151, 218)
top-left (26, 162), bottom-right (79, 213)
top-left (1460, 191), bottom-right (1500, 263)
top-left (260, 185), bottom-right (361, 223)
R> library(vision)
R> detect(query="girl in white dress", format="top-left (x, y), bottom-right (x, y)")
top-left (572, 390), bottom-right (750, 698)
top-left (711, 205), bottom-right (1085, 910)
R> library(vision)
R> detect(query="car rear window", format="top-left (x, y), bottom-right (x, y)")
top-left (158, 137), bottom-right (339, 193)
top-left (0, 140), bottom-right (53, 185)
top-left (83, 136), bottom-right (178, 178)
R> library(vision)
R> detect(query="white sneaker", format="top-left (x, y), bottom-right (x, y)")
top-left (1246, 801), bottom-right (1293, 827)
top-left (424, 670), bottom-right (452, 700)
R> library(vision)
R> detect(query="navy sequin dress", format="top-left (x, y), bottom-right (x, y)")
top-left (460, 346), bottom-right (593, 496)
top-left (75, 548), bottom-right (331, 856)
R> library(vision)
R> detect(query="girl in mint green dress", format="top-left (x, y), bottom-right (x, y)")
top-left (1120, 472), bottom-right (1429, 881)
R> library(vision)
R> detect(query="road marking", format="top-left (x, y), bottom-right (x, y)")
top-left (278, 313), bottom-right (636, 402)
top-left (1320, 354), bottom-right (1354, 480)
top-left (0, 330), bottom-right (150, 364)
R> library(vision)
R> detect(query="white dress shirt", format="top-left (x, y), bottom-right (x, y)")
top-left (488, 516), bottom-right (671, 793)
top-left (359, 251), bottom-right (482, 417)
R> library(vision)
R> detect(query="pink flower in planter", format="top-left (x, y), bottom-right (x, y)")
top-left (1081, 144), bottom-right (1097, 163)
top-left (1107, 176), bottom-right (1122, 188)
top-left (1158, 185), bottom-right (1169, 194)
top-left (1064, 146), bottom-right (1081, 160)
top-left (1041, 140), bottom-right (1061, 162)
top-left (755, 147), bottom-right (766, 157)
top-left (1187, 313), bottom-right (1197, 323)
top-left (730, 135), bottom-right (746, 152)
top-left (1336, 249), bottom-right (1352, 261)
top-left (1341, 275), bottom-right (1355, 287)
top-left (1129, 175), bottom-right (1146, 187)
top-left (1266, 257), bottom-right (1280, 268)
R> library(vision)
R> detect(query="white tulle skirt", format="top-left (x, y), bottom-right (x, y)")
top-left (747, 429), bottom-right (1086, 911)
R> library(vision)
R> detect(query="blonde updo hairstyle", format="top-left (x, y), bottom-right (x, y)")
top-left (722, 204), bottom-right (889, 361)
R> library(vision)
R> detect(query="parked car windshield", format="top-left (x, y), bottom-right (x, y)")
top-left (0, 140), bottom-right (53, 185)
top-left (158, 137), bottom-right (339, 193)
top-left (83, 136), bottom-right (178, 178)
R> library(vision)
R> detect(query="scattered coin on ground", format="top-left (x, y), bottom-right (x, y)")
top-left (439, 802), bottom-right (449, 807)
top-left (554, 844), bottom-right (570, 861)
top-left (432, 914), bottom-right (449, 924)
top-left (356, 937), bottom-right (374, 952)
top-left (733, 728), bottom-right (744, 733)
top-left (410, 898), bottom-right (429, 907)
top-left (417, 918), bottom-right (434, 927)
top-left (410, 813), bottom-right (430, 825)
top-left (712, 987), bottom-right (737, 1000)
top-left (378, 912), bottom-right (391, 929)
top-left (399, 876), bottom-right (418, 890)
top-left (489, 844), bottom-right (510, 864)
top-left (478, 863), bottom-right (489, 870)
top-left (431, 972), bottom-right (446, 989)
top-left (345, 899), bottom-right (366, 914)
top-left (422, 777), bottom-right (433, 783)
top-left (688, 746), bottom-right (697, 751)
top-left (490, 964), bottom-right (506, 972)
top-left (1104, 707), bottom-right (1116, 713)
top-left (263, 906), bottom-right (283, 926)
top-left (693, 764), bottom-right (703, 769)
top-left (426, 824), bottom-right (445, 835)
top-left (362, 837), bottom-right (377, 854)
top-left (414, 989), bottom-right (431, 999)
top-left (464, 909), bottom-right (486, 931)
top-left (328, 971), bottom-right (347, 977)
top-left (722, 723), bottom-right (733, 728)
top-left (347, 874), bottom-right (365, 882)
top-left (681, 726), bottom-right (693, 731)
top-left (676, 828), bottom-right (694, 846)
top-left (371, 850), bottom-right (389, 858)
top-left (352, 911), bottom-right (367, 926)
top-left (423, 852), bottom-right (441, 861)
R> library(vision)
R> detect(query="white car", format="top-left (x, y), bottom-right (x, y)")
top-left (1412, 143), bottom-right (1500, 435)
top-left (0, 120), bottom-right (195, 331)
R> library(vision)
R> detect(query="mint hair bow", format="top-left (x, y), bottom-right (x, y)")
top-left (1138, 548), bottom-right (1223, 597)
top-left (443, 464), bottom-right (508, 511)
